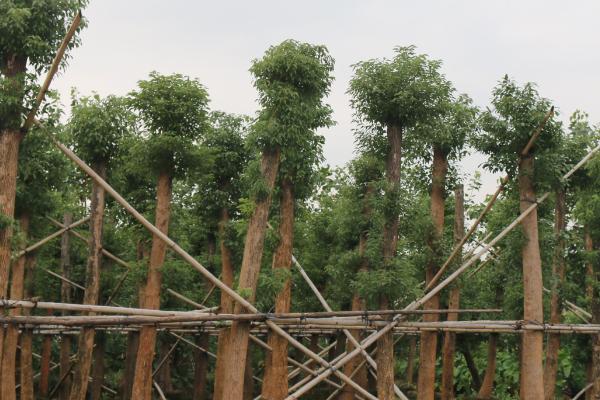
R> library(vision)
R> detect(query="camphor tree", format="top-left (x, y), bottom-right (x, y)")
top-left (260, 80), bottom-right (329, 399)
top-left (408, 93), bottom-right (477, 399)
top-left (1, 106), bottom-right (68, 400)
top-left (192, 111), bottom-right (250, 400)
top-left (66, 93), bottom-right (133, 400)
top-left (129, 72), bottom-right (210, 400)
top-left (220, 40), bottom-right (334, 400)
top-left (475, 76), bottom-right (562, 399)
top-left (0, 2), bottom-right (86, 373)
top-left (349, 45), bottom-right (452, 399)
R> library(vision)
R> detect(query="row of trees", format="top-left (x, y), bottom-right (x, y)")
top-left (1, 2), bottom-right (600, 399)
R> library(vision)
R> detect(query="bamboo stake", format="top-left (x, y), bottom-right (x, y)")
top-left (152, 380), bottom-right (167, 400)
top-left (42, 267), bottom-right (85, 291)
top-left (287, 142), bottom-right (600, 399)
top-left (152, 338), bottom-right (180, 378)
top-left (22, 11), bottom-right (82, 131)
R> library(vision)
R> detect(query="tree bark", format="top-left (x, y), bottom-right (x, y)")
top-left (132, 170), bottom-right (173, 400)
top-left (192, 334), bottom-right (210, 400)
top-left (518, 154), bottom-right (545, 399)
top-left (1, 213), bottom-right (30, 400)
top-left (418, 145), bottom-right (448, 400)
top-left (477, 334), bottom-right (498, 399)
top-left (90, 331), bottom-right (106, 400)
top-left (155, 338), bottom-right (174, 393)
top-left (262, 179), bottom-right (295, 400)
top-left (0, 55), bottom-right (27, 379)
top-left (20, 253), bottom-right (36, 400)
top-left (244, 345), bottom-right (255, 400)
top-left (39, 332), bottom-right (53, 397)
top-left (59, 213), bottom-right (73, 400)
top-left (378, 123), bottom-right (403, 399)
top-left (543, 189), bottom-right (566, 399)
top-left (406, 336), bottom-right (416, 386)
top-left (460, 342), bottom-right (481, 391)
top-left (221, 147), bottom-right (280, 400)
top-left (440, 185), bottom-right (464, 400)
top-left (69, 162), bottom-right (107, 400)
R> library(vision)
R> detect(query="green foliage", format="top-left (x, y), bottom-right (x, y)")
top-left (249, 39), bottom-right (334, 151)
top-left (349, 45), bottom-right (452, 132)
top-left (129, 71), bottom-right (210, 176)
top-left (68, 93), bottom-right (133, 166)
top-left (475, 76), bottom-right (563, 177)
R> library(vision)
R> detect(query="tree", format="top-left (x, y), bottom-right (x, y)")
top-left (220, 39), bottom-right (334, 400)
top-left (67, 93), bottom-right (133, 400)
top-left (0, 119), bottom-right (67, 400)
top-left (192, 111), bottom-right (250, 400)
top-left (475, 76), bottom-right (562, 399)
top-left (129, 72), bottom-right (210, 400)
top-left (349, 45), bottom-right (452, 399)
top-left (0, 1), bottom-right (85, 375)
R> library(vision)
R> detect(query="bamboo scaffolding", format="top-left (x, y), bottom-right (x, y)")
top-left (14, 216), bottom-right (89, 258)
top-left (36, 122), bottom-right (376, 400)
top-left (286, 141), bottom-right (600, 400)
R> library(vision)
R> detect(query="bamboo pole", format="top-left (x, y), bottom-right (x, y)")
top-left (22, 11), bottom-right (82, 131)
top-left (286, 141), bottom-right (600, 399)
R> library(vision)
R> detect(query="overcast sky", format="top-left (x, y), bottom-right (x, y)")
top-left (52, 0), bottom-right (600, 200)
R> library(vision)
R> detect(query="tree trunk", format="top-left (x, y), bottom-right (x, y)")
top-left (262, 179), bottom-right (295, 400)
top-left (477, 334), bottom-right (498, 399)
top-left (69, 162), bottom-right (107, 400)
top-left (1, 213), bottom-right (30, 400)
top-left (406, 336), bottom-right (416, 386)
top-left (460, 342), bottom-right (481, 391)
top-left (213, 207), bottom-right (235, 400)
top-left (192, 334), bottom-right (210, 400)
top-left (377, 123), bottom-right (403, 399)
top-left (39, 332), bottom-right (53, 397)
top-left (20, 253), bottom-right (36, 400)
top-left (0, 55), bottom-right (27, 380)
top-left (418, 145), bottom-right (448, 400)
top-left (132, 170), bottom-right (173, 400)
top-left (119, 240), bottom-right (147, 400)
top-left (518, 154), bottom-right (545, 399)
top-left (90, 331), bottom-right (106, 400)
top-left (59, 213), bottom-right (73, 400)
top-left (244, 345), bottom-right (255, 400)
top-left (543, 189), bottom-right (566, 399)
top-left (155, 338), bottom-right (175, 393)
top-left (440, 185), bottom-right (464, 400)
top-left (221, 147), bottom-right (280, 400)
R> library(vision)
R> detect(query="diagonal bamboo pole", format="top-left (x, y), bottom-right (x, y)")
top-left (39, 123), bottom-right (377, 400)
top-left (287, 142), bottom-right (600, 400)
top-left (426, 106), bottom-right (555, 291)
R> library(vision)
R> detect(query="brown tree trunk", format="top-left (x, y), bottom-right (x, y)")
top-left (440, 185), bottom-right (464, 400)
top-left (69, 162), bottom-right (107, 400)
top-left (39, 332), bottom-right (53, 397)
top-left (59, 213), bottom-right (73, 400)
top-left (460, 342), bottom-right (481, 391)
top-left (213, 207), bottom-right (235, 400)
top-left (518, 154), bottom-right (545, 399)
top-left (90, 331), bottom-right (106, 400)
top-left (406, 336), bottom-right (417, 386)
top-left (192, 334), bottom-right (210, 400)
top-left (20, 253), bottom-right (36, 400)
top-left (378, 123), bottom-right (403, 399)
top-left (119, 240), bottom-right (147, 400)
top-left (155, 338), bottom-right (174, 393)
top-left (0, 55), bottom-right (27, 379)
top-left (262, 179), bottom-right (294, 400)
top-left (477, 334), bottom-right (498, 399)
top-left (131, 170), bottom-right (173, 400)
top-left (418, 145), bottom-right (448, 400)
top-left (1, 213), bottom-right (30, 400)
top-left (543, 189), bottom-right (566, 399)
top-left (244, 345), bottom-right (255, 400)
top-left (221, 147), bottom-right (280, 400)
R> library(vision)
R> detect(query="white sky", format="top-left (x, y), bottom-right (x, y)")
top-left (52, 0), bottom-right (600, 201)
